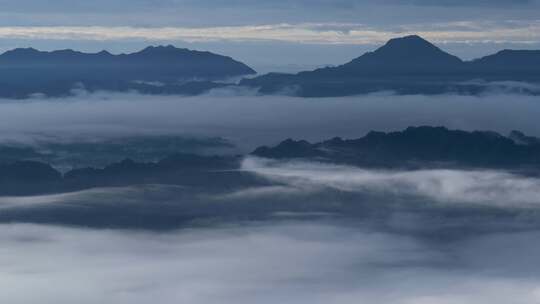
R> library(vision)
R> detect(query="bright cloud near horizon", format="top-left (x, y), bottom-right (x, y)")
top-left (1, 21), bottom-right (540, 45)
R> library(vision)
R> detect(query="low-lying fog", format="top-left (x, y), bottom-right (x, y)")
top-left (2, 158), bottom-right (540, 303)
top-left (1, 222), bottom-right (540, 304)
top-left (242, 157), bottom-right (540, 207)
top-left (0, 89), bottom-right (539, 150)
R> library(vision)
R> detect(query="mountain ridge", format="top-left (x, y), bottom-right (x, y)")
top-left (241, 35), bottom-right (540, 96)
top-left (2, 35), bottom-right (540, 97)
top-left (252, 126), bottom-right (540, 168)
top-left (0, 45), bottom-right (254, 68)
top-left (0, 45), bottom-right (256, 98)
top-left (340, 35), bottom-right (464, 73)
top-left (3, 126), bottom-right (540, 196)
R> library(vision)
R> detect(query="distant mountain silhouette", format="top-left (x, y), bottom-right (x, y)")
top-left (331, 35), bottom-right (464, 74)
top-left (0, 45), bottom-right (255, 98)
top-left (241, 35), bottom-right (540, 96)
top-left (470, 50), bottom-right (540, 73)
top-left (252, 126), bottom-right (540, 168)
top-left (3, 36), bottom-right (540, 98)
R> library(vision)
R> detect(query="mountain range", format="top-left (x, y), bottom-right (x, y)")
top-left (0, 45), bottom-right (255, 98)
top-left (252, 126), bottom-right (540, 169)
top-left (0, 153), bottom-right (266, 196)
top-left (3, 126), bottom-right (540, 196)
top-left (241, 35), bottom-right (540, 96)
top-left (1, 35), bottom-right (540, 98)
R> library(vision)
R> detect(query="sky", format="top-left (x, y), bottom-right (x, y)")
top-left (0, 0), bottom-right (540, 71)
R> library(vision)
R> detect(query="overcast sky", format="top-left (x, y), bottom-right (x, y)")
top-left (0, 1), bottom-right (540, 71)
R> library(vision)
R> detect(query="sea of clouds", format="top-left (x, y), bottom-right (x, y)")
top-left (0, 90), bottom-right (539, 150)
top-left (1, 222), bottom-right (540, 304)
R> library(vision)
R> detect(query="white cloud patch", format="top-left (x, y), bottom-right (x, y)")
top-left (1, 223), bottom-right (540, 304)
top-left (0, 20), bottom-right (540, 45)
top-left (243, 157), bottom-right (540, 207)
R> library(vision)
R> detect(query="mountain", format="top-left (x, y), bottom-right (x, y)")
top-left (0, 45), bottom-right (255, 98)
top-left (470, 50), bottom-right (540, 73)
top-left (0, 161), bottom-right (62, 183)
top-left (0, 161), bottom-right (63, 195)
top-left (4, 36), bottom-right (540, 98)
top-left (0, 153), bottom-right (266, 196)
top-left (241, 35), bottom-right (540, 96)
top-left (252, 126), bottom-right (540, 169)
top-left (328, 35), bottom-right (464, 75)
top-left (4, 126), bottom-right (540, 196)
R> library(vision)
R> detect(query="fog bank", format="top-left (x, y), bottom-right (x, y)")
top-left (0, 91), bottom-right (539, 149)
top-left (1, 223), bottom-right (540, 304)
top-left (243, 157), bottom-right (540, 207)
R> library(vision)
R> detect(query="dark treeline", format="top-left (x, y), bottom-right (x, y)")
top-left (253, 126), bottom-right (540, 169)
top-left (0, 153), bottom-right (268, 196)
top-left (3, 126), bottom-right (540, 196)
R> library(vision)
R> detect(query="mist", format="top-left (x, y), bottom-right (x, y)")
top-left (1, 222), bottom-right (540, 304)
top-left (0, 90), bottom-right (539, 150)
top-left (243, 157), bottom-right (540, 207)
top-left (2, 156), bottom-right (540, 303)
top-left (3, 156), bottom-right (540, 233)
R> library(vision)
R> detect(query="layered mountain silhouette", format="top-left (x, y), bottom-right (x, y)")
top-left (321, 35), bottom-right (464, 74)
top-left (470, 50), bottom-right (540, 73)
top-left (0, 45), bottom-right (255, 98)
top-left (0, 153), bottom-right (266, 196)
top-left (241, 35), bottom-right (540, 96)
top-left (252, 126), bottom-right (540, 168)
top-left (3, 126), bottom-right (540, 196)
top-left (2, 35), bottom-right (540, 98)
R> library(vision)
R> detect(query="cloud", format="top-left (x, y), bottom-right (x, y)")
top-left (1, 91), bottom-right (540, 150)
top-left (0, 2), bottom-right (538, 63)
top-left (242, 157), bottom-right (540, 207)
top-left (1, 21), bottom-right (540, 45)
top-left (2, 157), bottom-right (540, 233)
top-left (2, 0), bottom-right (538, 14)
top-left (1, 222), bottom-right (540, 304)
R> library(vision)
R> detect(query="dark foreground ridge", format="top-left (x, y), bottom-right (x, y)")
top-left (252, 126), bottom-right (540, 169)
top-left (0, 153), bottom-right (267, 196)
top-left (0, 45), bottom-right (256, 98)
top-left (2, 127), bottom-right (540, 232)
top-left (3, 126), bottom-right (540, 196)
top-left (241, 35), bottom-right (540, 96)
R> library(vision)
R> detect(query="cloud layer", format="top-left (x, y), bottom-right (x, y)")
top-left (243, 157), bottom-right (540, 207)
top-left (1, 91), bottom-right (540, 149)
top-left (1, 222), bottom-right (540, 304)
top-left (1, 21), bottom-right (540, 46)
top-left (2, 147), bottom-right (540, 303)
